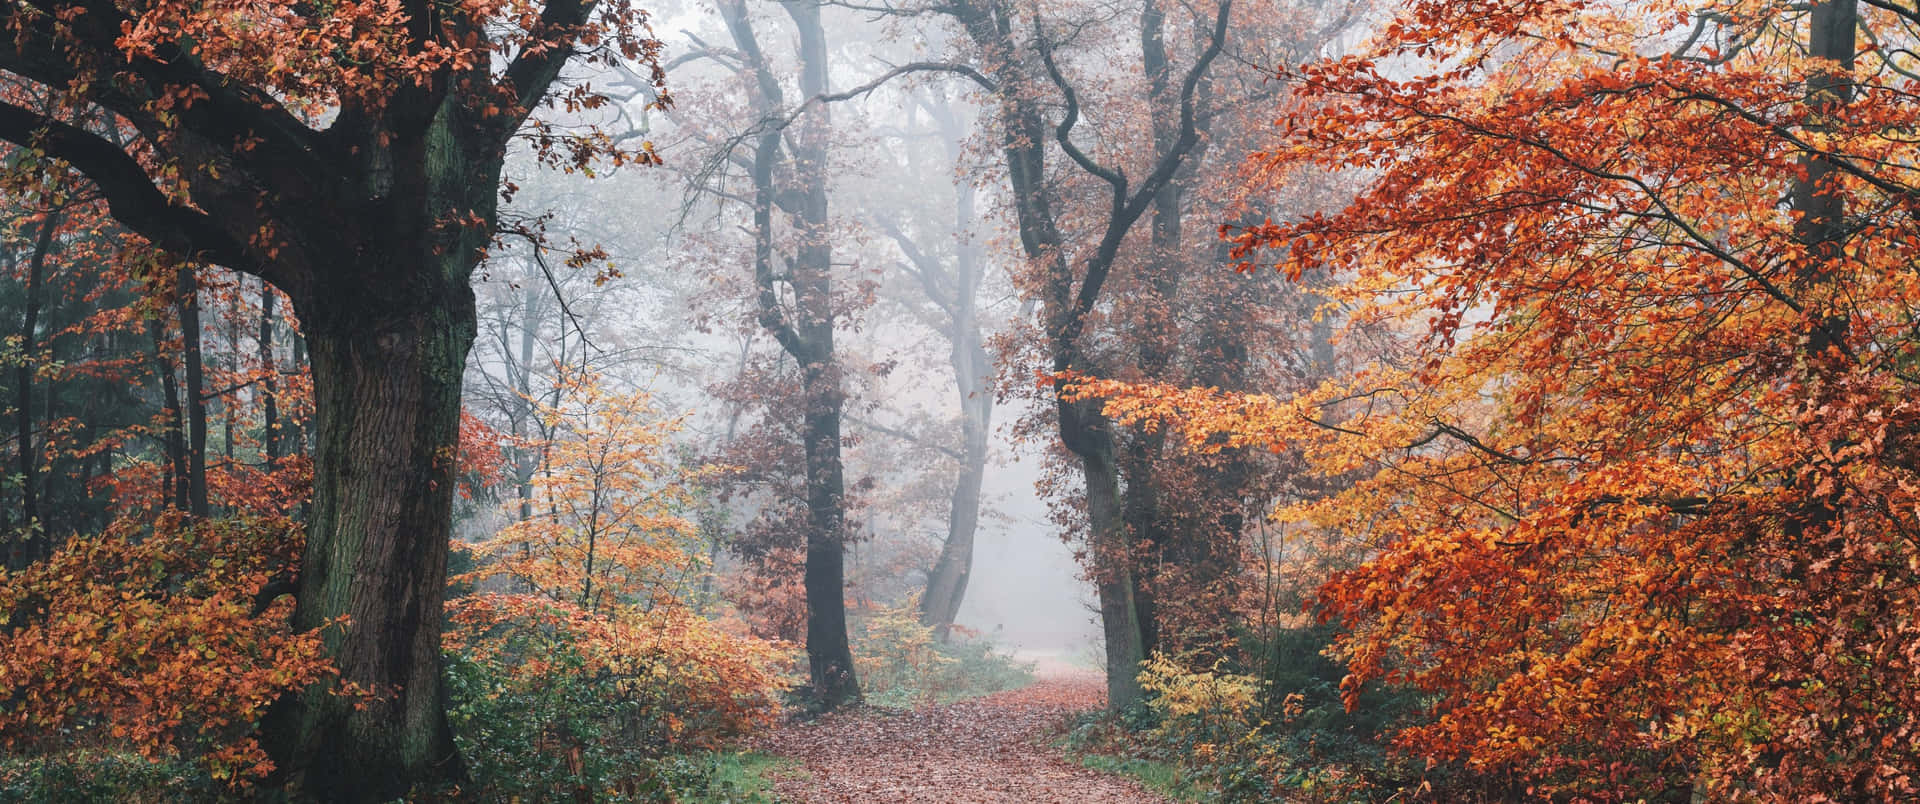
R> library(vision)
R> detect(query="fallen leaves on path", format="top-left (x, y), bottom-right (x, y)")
top-left (757, 671), bottom-right (1170, 803)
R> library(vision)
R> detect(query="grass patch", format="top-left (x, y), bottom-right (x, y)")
top-left (1075, 752), bottom-right (1208, 801)
top-left (677, 751), bottom-right (802, 803)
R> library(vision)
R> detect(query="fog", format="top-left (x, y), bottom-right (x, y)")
top-left (445, 0), bottom-right (1364, 691)
top-left (955, 430), bottom-right (1100, 660)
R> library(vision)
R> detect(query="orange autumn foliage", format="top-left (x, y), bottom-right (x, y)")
top-left (1071, 0), bottom-right (1920, 798)
top-left (455, 409), bottom-right (509, 500)
top-left (461, 370), bottom-right (712, 611)
top-left (0, 512), bottom-right (332, 785)
top-left (445, 593), bottom-right (789, 751)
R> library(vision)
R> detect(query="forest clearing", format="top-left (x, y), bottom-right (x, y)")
top-left (4, 0), bottom-right (1920, 799)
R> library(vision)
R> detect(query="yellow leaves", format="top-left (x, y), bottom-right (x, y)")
top-left (1138, 653), bottom-right (1264, 721)
top-left (464, 368), bottom-right (709, 611)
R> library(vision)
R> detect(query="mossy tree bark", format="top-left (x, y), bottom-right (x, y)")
top-left (256, 94), bottom-right (504, 800)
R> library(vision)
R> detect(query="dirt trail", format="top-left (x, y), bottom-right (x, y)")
top-left (756, 669), bottom-right (1169, 803)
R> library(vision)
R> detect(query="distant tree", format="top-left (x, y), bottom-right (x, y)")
top-left (933, 0), bottom-right (1233, 710)
top-left (863, 87), bottom-right (998, 643)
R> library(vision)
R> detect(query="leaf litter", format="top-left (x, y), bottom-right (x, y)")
top-left (757, 670), bottom-right (1172, 803)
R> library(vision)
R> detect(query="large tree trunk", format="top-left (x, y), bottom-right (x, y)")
top-left (1082, 429), bottom-right (1144, 709)
top-left (262, 90), bottom-right (498, 798)
top-left (267, 276), bottom-right (475, 800)
top-left (0, 0), bottom-right (629, 792)
top-left (1062, 390), bottom-right (1145, 709)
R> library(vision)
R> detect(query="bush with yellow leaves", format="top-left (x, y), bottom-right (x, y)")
top-left (1137, 653), bottom-right (1267, 758)
top-left (851, 596), bottom-right (1035, 707)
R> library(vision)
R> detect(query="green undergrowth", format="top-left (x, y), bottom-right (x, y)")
top-left (1073, 749), bottom-right (1209, 802)
top-left (0, 749), bottom-right (799, 803)
top-left (1056, 625), bottom-right (1440, 803)
top-left (0, 751), bottom-right (220, 803)
top-left (674, 751), bottom-right (800, 803)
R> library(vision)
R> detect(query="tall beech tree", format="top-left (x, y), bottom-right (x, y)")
top-left (930, 0), bottom-right (1231, 709)
top-left (713, 0), bottom-right (861, 708)
top-left (1085, 0), bottom-right (1360, 663)
top-left (0, 1), bottom-right (666, 798)
top-left (863, 87), bottom-right (996, 642)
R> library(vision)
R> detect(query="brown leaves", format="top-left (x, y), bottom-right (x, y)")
top-left (760, 675), bottom-right (1172, 803)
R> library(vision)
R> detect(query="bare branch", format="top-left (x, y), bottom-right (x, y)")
top-left (845, 413), bottom-right (962, 460)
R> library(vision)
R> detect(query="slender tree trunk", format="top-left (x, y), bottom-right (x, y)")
top-left (921, 332), bottom-right (991, 641)
top-left (915, 98), bottom-right (994, 642)
top-left (178, 266), bottom-right (209, 518)
top-left (261, 282), bottom-right (280, 462)
top-left (792, 0), bottom-right (860, 709)
top-left (800, 352), bottom-right (859, 706)
top-left (147, 316), bottom-right (189, 511)
top-left (9, 210), bottom-right (54, 568)
top-left (582, 467), bottom-right (604, 611)
top-left (0, 244), bottom-right (10, 545)
top-left (516, 282), bottom-right (538, 524)
top-left (289, 329), bottom-right (308, 458)
top-left (226, 284), bottom-right (240, 461)
top-left (721, 0), bottom-right (860, 709)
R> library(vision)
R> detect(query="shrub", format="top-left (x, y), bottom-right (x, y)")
top-left (850, 599), bottom-right (1034, 707)
top-left (0, 751), bottom-right (219, 803)
top-left (444, 594), bottom-right (790, 801)
top-left (1096, 631), bottom-right (1438, 803)
top-left (0, 513), bottom-right (330, 790)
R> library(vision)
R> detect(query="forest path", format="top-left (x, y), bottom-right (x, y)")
top-left (756, 669), bottom-right (1170, 803)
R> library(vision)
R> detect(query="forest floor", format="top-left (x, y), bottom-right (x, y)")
top-left (755, 664), bottom-right (1173, 803)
